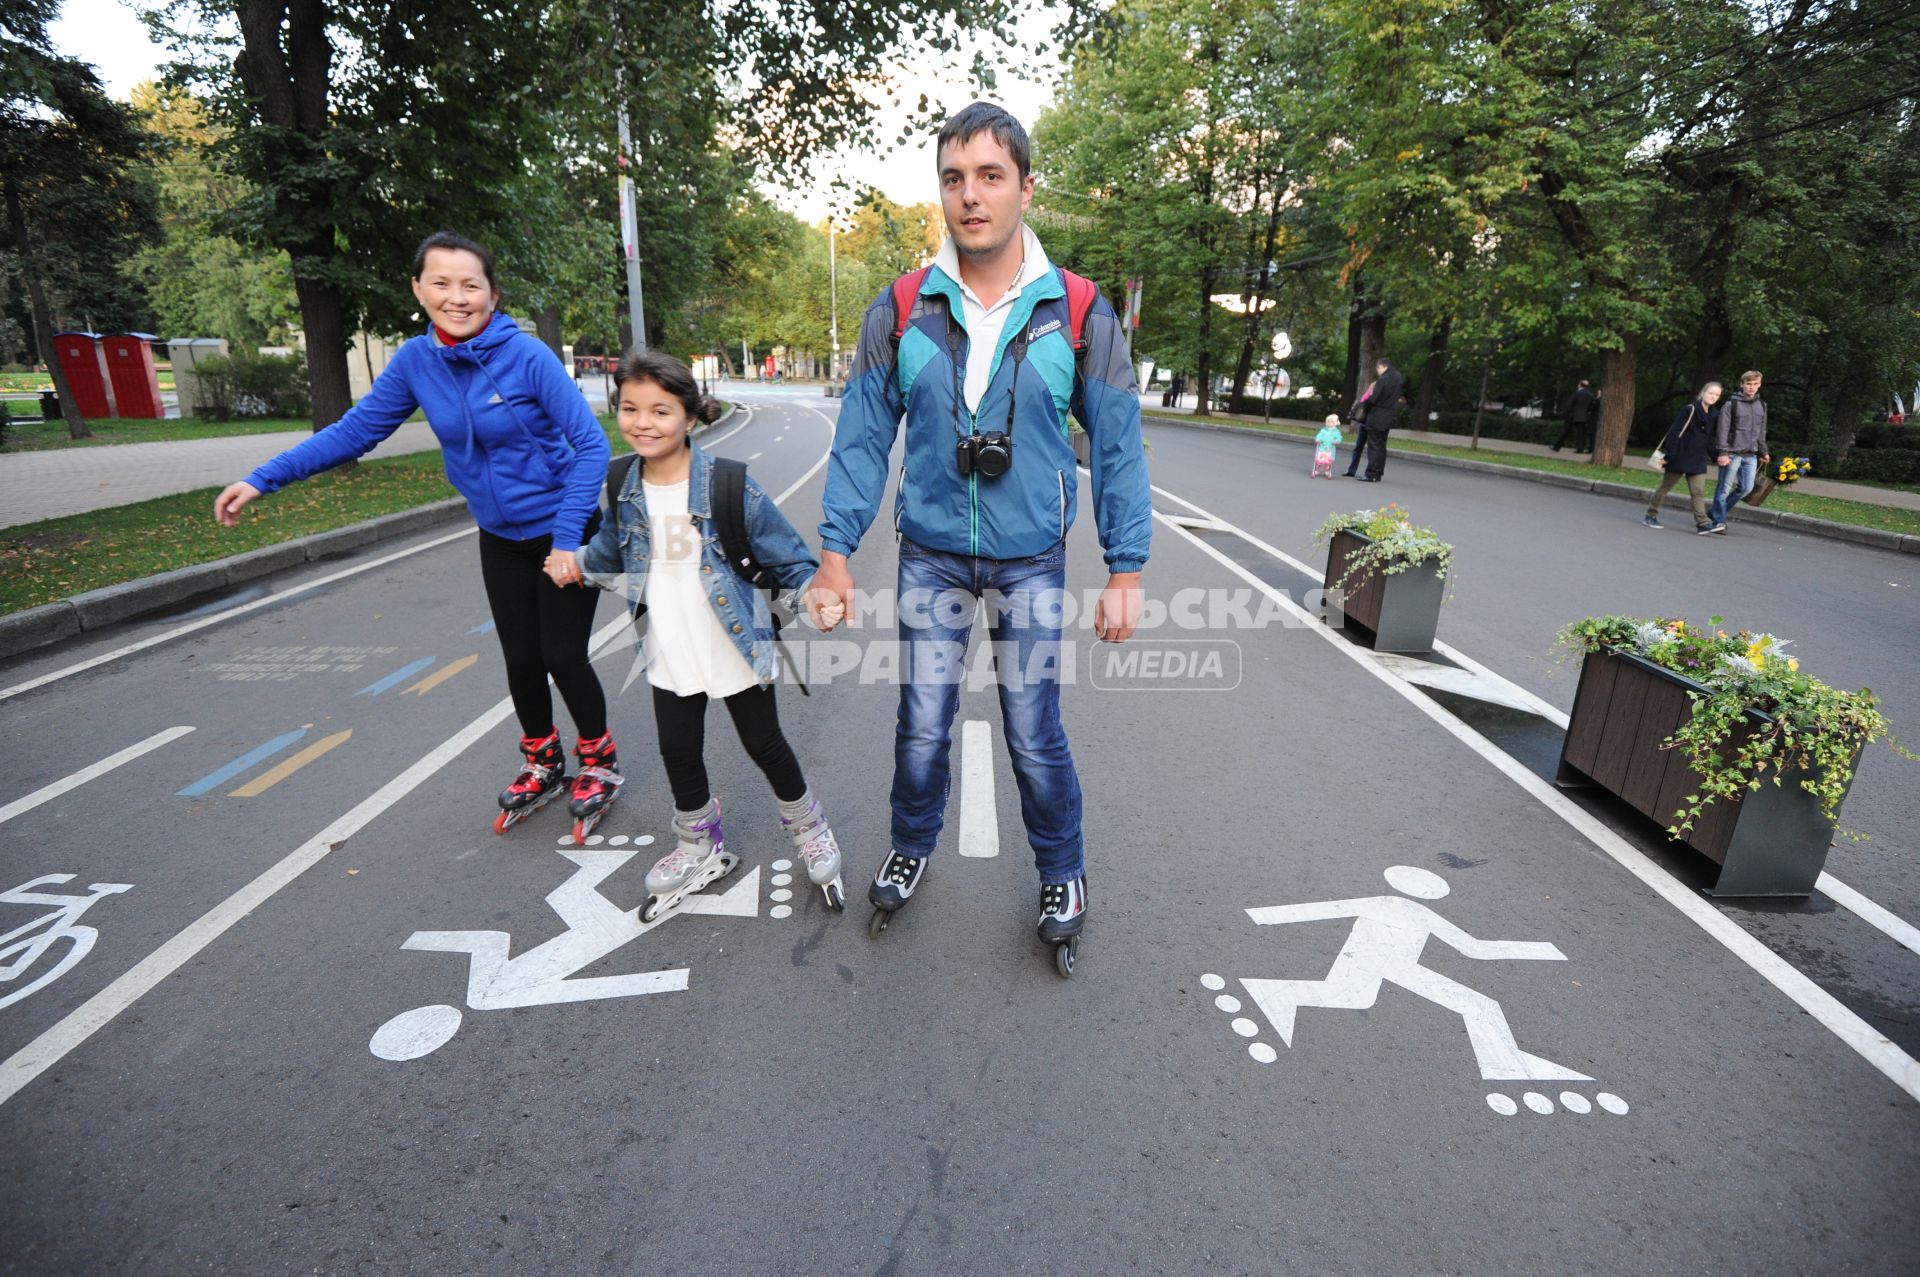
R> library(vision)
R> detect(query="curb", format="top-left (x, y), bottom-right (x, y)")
top-left (1142, 414), bottom-right (1917, 558)
top-left (0, 498), bottom-right (472, 662)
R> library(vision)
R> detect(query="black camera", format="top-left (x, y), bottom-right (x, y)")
top-left (956, 431), bottom-right (1012, 478)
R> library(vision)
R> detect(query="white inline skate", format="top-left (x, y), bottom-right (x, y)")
top-left (639, 799), bottom-right (738, 923)
top-left (779, 796), bottom-right (846, 911)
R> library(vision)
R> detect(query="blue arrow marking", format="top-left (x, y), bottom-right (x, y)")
top-left (466, 620), bottom-right (496, 636)
top-left (355, 656), bottom-right (436, 697)
top-left (177, 727), bottom-right (310, 797)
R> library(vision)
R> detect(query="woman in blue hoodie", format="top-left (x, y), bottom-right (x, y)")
top-left (213, 232), bottom-right (618, 835)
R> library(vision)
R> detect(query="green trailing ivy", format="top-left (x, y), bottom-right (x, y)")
top-left (1555, 615), bottom-right (1914, 840)
top-left (1313, 503), bottom-right (1454, 596)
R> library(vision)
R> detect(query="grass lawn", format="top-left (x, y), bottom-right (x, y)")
top-left (1143, 413), bottom-right (1920, 539)
top-left (2, 416), bottom-right (319, 451)
top-left (0, 453), bottom-right (458, 616)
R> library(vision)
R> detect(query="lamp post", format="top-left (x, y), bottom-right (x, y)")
top-left (828, 216), bottom-right (841, 392)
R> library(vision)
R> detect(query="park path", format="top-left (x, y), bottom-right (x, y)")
top-left (0, 422), bottom-right (444, 530)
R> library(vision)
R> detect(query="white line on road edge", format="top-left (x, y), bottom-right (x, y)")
top-left (1146, 478), bottom-right (1920, 963)
top-left (1817, 873), bottom-right (1920, 958)
top-left (0, 726), bottom-right (196, 826)
top-left (0, 416), bottom-right (840, 1110)
top-left (699, 403), bottom-right (755, 449)
top-left (1140, 484), bottom-right (1920, 1102)
top-left (0, 527), bottom-right (477, 704)
top-left (959, 720), bottom-right (1000, 858)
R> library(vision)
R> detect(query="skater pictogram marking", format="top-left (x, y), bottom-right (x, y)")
top-left (1, 875), bottom-right (133, 1011)
top-left (1203, 866), bottom-right (1623, 1109)
top-left (371, 838), bottom-right (762, 1061)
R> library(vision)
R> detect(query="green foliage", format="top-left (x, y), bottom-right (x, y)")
top-left (188, 350), bottom-right (309, 420)
top-left (1555, 615), bottom-right (1914, 838)
top-left (1313, 502), bottom-right (1454, 592)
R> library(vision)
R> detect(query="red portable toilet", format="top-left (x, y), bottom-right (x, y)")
top-left (52, 332), bottom-right (115, 418)
top-left (101, 333), bottom-right (164, 419)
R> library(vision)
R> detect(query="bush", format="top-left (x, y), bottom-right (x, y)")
top-left (1853, 423), bottom-right (1920, 451)
top-left (0, 398), bottom-right (10, 449)
top-left (190, 351), bottom-right (311, 420)
top-left (1829, 449), bottom-right (1920, 486)
top-left (1427, 410), bottom-right (1573, 446)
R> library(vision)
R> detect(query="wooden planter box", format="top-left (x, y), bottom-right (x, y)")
top-left (1326, 528), bottom-right (1445, 653)
top-left (1557, 648), bottom-right (1853, 897)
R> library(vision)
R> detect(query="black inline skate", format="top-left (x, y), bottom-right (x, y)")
top-left (1038, 875), bottom-right (1088, 978)
top-left (867, 849), bottom-right (926, 938)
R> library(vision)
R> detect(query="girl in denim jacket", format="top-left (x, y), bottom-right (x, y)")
top-left (562, 351), bottom-right (845, 917)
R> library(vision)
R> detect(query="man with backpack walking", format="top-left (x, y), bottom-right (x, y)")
top-left (1706, 370), bottom-right (1771, 533)
top-left (806, 103), bottom-right (1152, 971)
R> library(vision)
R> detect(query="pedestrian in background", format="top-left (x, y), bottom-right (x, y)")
top-left (1341, 379), bottom-right (1373, 477)
top-left (1706, 369), bottom-right (1770, 533)
top-left (1644, 381), bottom-right (1721, 533)
top-left (1551, 379), bottom-right (1599, 453)
top-left (1355, 357), bottom-right (1404, 482)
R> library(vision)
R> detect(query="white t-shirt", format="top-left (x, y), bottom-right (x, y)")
top-left (641, 479), bottom-right (759, 699)
top-left (932, 223), bottom-right (1055, 413)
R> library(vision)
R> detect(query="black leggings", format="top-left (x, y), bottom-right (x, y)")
top-left (477, 526), bottom-right (607, 740)
top-left (652, 683), bottom-right (807, 811)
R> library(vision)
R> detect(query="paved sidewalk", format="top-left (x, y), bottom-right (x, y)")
top-left (0, 422), bottom-right (444, 530)
top-left (1140, 395), bottom-right (1920, 512)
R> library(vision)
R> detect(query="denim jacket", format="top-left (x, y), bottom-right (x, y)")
top-left (579, 442), bottom-right (818, 684)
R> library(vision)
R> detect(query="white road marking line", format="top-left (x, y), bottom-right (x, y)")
top-left (0, 726), bottom-right (195, 826)
top-left (0, 420), bottom-right (842, 1109)
top-left (1142, 483), bottom-right (1920, 1102)
top-left (749, 451), bottom-right (763, 460)
top-left (1818, 873), bottom-right (1920, 958)
top-left (958, 719), bottom-right (999, 857)
top-left (1147, 473), bottom-right (1920, 972)
top-left (698, 404), bottom-right (754, 449)
top-left (0, 527), bottom-right (476, 704)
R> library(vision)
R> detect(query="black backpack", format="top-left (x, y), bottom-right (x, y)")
top-left (604, 452), bottom-right (806, 691)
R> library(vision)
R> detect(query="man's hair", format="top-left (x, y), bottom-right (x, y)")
top-left (1741, 370), bottom-right (1763, 383)
top-left (1375, 358), bottom-right (1391, 371)
top-left (936, 102), bottom-right (1030, 181)
top-left (1577, 379), bottom-right (1590, 388)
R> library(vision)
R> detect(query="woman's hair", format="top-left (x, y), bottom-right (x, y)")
top-left (615, 348), bottom-right (724, 424)
top-left (1698, 380), bottom-right (1724, 400)
top-left (412, 231), bottom-right (498, 292)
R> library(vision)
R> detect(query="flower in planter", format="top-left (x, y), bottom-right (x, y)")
top-left (1313, 503), bottom-right (1455, 594)
top-left (1775, 455), bottom-right (1812, 485)
top-left (1555, 613), bottom-right (1915, 839)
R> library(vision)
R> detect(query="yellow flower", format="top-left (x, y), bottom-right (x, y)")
top-left (1788, 657), bottom-right (1800, 671)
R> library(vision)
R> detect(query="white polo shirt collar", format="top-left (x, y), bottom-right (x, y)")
top-left (933, 223), bottom-right (1053, 414)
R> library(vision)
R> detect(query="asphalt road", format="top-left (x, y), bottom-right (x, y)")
top-left (1, 385), bottom-right (1914, 1275)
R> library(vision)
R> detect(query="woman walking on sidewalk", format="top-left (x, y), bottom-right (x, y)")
top-left (211, 231), bottom-right (618, 836)
top-left (1643, 381), bottom-right (1721, 533)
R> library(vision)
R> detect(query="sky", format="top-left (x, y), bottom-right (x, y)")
top-left (48, 0), bottom-right (1067, 224)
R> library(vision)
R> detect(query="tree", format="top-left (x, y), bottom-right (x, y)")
top-left (2, 1), bottom-right (160, 439)
top-left (126, 82), bottom-right (299, 351)
top-left (146, 0), bottom-right (1012, 431)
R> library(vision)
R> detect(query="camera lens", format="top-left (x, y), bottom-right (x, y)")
top-left (975, 435), bottom-right (1011, 478)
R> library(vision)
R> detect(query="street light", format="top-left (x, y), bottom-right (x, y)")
top-left (828, 215), bottom-right (841, 393)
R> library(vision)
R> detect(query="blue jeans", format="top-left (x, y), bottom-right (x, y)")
top-left (891, 537), bottom-right (1084, 882)
top-left (1709, 454), bottom-right (1758, 526)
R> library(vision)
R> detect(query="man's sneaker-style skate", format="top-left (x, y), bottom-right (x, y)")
top-left (568, 732), bottom-right (623, 842)
top-left (781, 798), bottom-right (846, 910)
top-left (1039, 875), bottom-right (1088, 979)
top-left (493, 729), bottom-right (567, 834)
top-left (640, 800), bottom-right (738, 922)
top-left (867, 850), bottom-right (926, 938)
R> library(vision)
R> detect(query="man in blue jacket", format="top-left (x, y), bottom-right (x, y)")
top-left (807, 103), bottom-right (1152, 957)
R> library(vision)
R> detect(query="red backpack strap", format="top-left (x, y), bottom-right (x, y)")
top-left (1058, 267), bottom-right (1099, 354)
top-left (890, 266), bottom-right (933, 343)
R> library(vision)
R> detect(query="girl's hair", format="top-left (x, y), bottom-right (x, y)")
top-left (615, 348), bottom-right (724, 424)
top-left (412, 231), bottom-right (498, 291)
top-left (1698, 380), bottom-right (1724, 400)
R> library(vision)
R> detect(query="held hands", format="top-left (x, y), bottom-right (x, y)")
top-left (807, 552), bottom-right (854, 632)
top-left (1095, 573), bottom-right (1143, 643)
top-left (543, 549), bottom-right (583, 588)
top-left (213, 481), bottom-right (263, 527)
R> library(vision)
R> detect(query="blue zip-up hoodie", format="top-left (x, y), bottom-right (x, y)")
top-left (819, 252), bottom-right (1152, 572)
top-left (243, 312), bottom-right (609, 547)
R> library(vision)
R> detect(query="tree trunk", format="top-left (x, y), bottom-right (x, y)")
top-left (1343, 286), bottom-right (1364, 409)
top-left (1358, 311), bottom-right (1387, 388)
top-left (295, 273), bottom-right (353, 430)
top-left (6, 177), bottom-right (92, 439)
top-left (1592, 335), bottom-right (1640, 467)
top-left (1194, 268), bottom-right (1216, 416)
top-left (1825, 368), bottom-right (1864, 469)
top-left (535, 305), bottom-right (564, 359)
top-left (1412, 317), bottom-right (1451, 432)
top-left (1693, 287), bottom-right (1733, 388)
